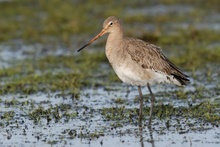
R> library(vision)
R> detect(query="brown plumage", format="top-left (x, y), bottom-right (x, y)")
top-left (78, 16), bottom-right (190, 127)
top-left (125, 38), bottom-right (189, 86)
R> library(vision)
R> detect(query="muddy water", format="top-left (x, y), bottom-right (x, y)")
top-left (0, 81), bottom-right (220, 146)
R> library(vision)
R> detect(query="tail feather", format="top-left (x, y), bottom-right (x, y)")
top-left (165, 58), bottom-right (190, 86)
top-left (172, 73), bottom-right (190, 86)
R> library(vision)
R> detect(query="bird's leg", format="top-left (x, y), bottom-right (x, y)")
top-left (138, 86), bottom-right (143, 125)
top-left (147, 83), bottom-right (155, 128)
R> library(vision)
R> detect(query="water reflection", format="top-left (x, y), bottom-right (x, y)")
top-left (139, 126), bottom-right (144, 147)
top-left (139, 125), bottom-right (155, 147)
top-left (148, 126), bottom-right (155, 147)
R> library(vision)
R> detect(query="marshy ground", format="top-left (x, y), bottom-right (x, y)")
top-left (0, 0), bottom-right (220, 146)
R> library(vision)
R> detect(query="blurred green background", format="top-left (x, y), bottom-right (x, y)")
top-left (0, 0), bottom-right (220, 94)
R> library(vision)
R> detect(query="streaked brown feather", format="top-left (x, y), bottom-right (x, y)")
top-left (126, 37), bottom-right (189, 85)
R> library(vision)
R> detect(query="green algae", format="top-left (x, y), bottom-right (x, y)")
top-left (0, 51), bottom-right (106, 94)
top-left (1, 111), bottom-right (15, 121)
top-left (114, 97), bottom-right (127, 104)
top-left (100, 101), bottom-right (220, 125)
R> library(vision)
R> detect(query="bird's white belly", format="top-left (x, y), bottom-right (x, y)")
top-left (113, 65), bottom-right (143, 85)
top-left (112, 64), bottom-right (180, 86)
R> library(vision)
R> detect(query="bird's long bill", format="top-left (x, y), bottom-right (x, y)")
top-left (77, 28), bottom-right (107, 52)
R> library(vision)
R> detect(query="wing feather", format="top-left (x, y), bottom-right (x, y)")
top-left (126, 38), bottom-right (189, 85)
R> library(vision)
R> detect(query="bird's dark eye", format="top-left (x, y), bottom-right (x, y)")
top-left (109, 22), bottom-right (113, 26)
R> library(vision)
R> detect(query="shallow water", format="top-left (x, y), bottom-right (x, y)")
top-left (0, 79), bottom-right (219, 146)
top-left (0, 1), bottom-right (220, 147)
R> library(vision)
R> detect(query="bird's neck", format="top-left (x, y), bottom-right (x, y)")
top-left (105, 29), bottom-right (125, 65)
top-left (106, 29), bottom-right (124, 51)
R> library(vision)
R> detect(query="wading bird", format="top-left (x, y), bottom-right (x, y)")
top-left (78, 16), bottom-right (189, 127)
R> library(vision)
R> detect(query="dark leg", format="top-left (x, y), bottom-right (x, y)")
top-left (147, 83), bottom-right (155, 128)
top-left (138, 86), bottom-right (143, 125)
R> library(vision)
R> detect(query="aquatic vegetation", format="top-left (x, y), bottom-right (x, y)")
top-left (0, 52), bottom-right (106, 94)
top-left (0, 0), bottom-right (219, 146)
